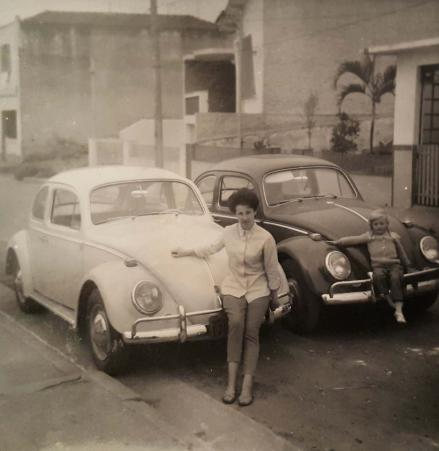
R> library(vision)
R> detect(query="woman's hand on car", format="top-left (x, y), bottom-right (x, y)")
top-left (269, 290), bottom-right (280, 311)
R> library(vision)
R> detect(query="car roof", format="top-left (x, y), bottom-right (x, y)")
top-left (47, 165), bottom-right (188, 194)
top-left (207, 154), bottom-right (339, 180)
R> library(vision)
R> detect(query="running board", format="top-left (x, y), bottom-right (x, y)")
top-left (31, 292), bottom-right (76, 328)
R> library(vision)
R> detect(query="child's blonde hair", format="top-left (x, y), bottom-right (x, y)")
top-left (368, 209), bottom-right (389, 228)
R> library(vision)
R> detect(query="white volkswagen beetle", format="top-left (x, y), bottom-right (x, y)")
top-left (6, 166), bottom-right (291, 374)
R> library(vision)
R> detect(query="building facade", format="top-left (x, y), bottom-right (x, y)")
top-left (0, 11), bottom-right (229, 159)
top-left (369, 38), bottom-right (439, 209)
top-left (207, 0), bottom-right (439, 151)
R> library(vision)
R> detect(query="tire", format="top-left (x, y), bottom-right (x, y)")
top-left (87, 289), bottom-right (129, 375)
top-left (281, 260), bottom-right (321, 333)
top-left (404, 291), bottom-right (438, 315)
top-left (12, 256), bottom-right (42, 314)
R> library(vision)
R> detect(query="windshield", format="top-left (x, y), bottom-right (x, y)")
top-left (263, 167), bottom-right (357, 206)
top-left (90, 180), bottom-right (204, 224)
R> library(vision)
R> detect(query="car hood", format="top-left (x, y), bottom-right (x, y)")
top-left (88, 214), bottom-right (229, 313)
top-left (267, 198), bottom-right (415, 266)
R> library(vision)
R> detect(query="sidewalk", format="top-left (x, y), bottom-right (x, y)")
top-left (0, 282), bottom-right (299, 451)
top-left (0, 310), bottom-right (186, 451)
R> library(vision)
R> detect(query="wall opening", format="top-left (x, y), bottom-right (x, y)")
top-left (185, 60), bottom-right (236, 113)
top-left (2, 110), bottom-right (17, 139)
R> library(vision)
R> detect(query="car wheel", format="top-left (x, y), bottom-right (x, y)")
top-left (404, 291), bottom-right (438, 315)
top-left (12, 257), bottom-right (42, 314)
top-left (281, 261), bottom-right (320, 333)
top-left (87, 289), bottom-right (129, 375)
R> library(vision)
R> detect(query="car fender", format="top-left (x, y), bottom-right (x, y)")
top-left (405, 225), bottom-right (439, 268)
top-left (78, 259), bottom-right (178, 334)
top-left (6, 230), bottom-right (33, 298)
top-left (277, 235), bottom-right (334, 296)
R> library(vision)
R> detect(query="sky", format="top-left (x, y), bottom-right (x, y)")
top-left (0, 0), bottom-right (228, 26)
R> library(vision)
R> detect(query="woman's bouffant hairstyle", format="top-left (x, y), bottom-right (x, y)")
top-left (228, 188), bottom-right (259, 213)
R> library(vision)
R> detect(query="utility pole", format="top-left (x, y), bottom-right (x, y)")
top-left (150, 0), bottom-right (164, 167)
top-left (235, 14), bottom-right (243, 154)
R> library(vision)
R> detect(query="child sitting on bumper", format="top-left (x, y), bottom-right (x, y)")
top-left (334, 209), bottom-right (411, 324)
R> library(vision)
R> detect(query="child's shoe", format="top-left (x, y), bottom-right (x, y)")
top-left (394, 311), bottom-right (407, 324)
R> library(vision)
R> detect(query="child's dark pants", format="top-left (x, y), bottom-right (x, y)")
top-left (373, 263), bottom-right (404, 301)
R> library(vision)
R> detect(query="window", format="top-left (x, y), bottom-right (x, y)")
top-left (90, 180), bottom-right (203, 225)
top-left (185, 96), bottom-right (199, 115)
top-left (172, 182), bottom-right (204, 214)
top-left (2, 110), bottom-right (17, 139)
top-left (263, 168), bottom-right (356, 206)
top-left (219, 176), bottom-right (255, 208)
top-left (420, 65), bottom-right (439, 144)
top-left (32, 187), bottom-right (49, 220)
top-left (196, 175), bottom-right (216, 208)
top-left (51, 189), bottom-right (81, 230)
top-left (1, 44), bottom-right (10, 75)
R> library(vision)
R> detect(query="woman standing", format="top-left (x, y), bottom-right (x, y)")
top-left (172, 188), bottom-right (281, 406)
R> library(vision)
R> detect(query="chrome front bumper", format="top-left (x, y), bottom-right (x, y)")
top-left (123, 293), bottom-right (292, 344)
top-left (322, 267), bottom-right (439, 305)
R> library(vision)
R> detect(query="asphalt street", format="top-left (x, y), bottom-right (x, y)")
top-left (1, 174), bottom-right (439, 451)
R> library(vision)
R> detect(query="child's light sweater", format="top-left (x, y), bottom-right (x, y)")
top-left (335, 231), bottom-right (411, 268)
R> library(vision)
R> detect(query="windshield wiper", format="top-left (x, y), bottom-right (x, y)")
top-left (161, 208), bottom-right (184, 215)
top-left (270, 194), bottom-right (338, 206)
top-left (95, 215), bottom-right (132, 225)
top-left (131, 210), bottom-right (186, 219)
top-left (313, 194), bottom-right (338, 199)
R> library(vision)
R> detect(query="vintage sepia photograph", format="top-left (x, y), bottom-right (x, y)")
top-left (0, 1), bottom-right (438, 450)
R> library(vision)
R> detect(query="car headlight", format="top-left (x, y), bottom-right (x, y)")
top-left (132, 281), bottom-right (163, 315)
top-left (325, 251), bottom-right (351, 280)
top-left (420, 236), bottom-right (439, 262)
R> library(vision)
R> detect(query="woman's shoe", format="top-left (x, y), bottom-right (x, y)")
top-left (222, 391), bottom-right (237, 404)
top-left (238, 394), bottom-right (254, 407)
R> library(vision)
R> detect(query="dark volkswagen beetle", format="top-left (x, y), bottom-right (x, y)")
top-left (195, 154), bottom-right (439, 332)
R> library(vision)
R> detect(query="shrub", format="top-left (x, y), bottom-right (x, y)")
top-left (23, 137), bottom-right (87, 163)
top-left (330, 112), bottom-right (360, 153)
top-left (376, 140), bottom-right (393, 155)
top-left (14, 163), bottom-right (39, 181)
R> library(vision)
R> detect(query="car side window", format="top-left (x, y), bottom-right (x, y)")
top-left (219, 176), bottom-right (255, 208)
top-left (51, 189), bottom-right (81, 230)
top-left (197, 175), bottom-right (216, 208)
top-left (32, 186), bottom-right (49, 220)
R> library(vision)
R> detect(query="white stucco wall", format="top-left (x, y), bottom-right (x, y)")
top-left (0, 20), bottom-right (22, 158)
top-left (392, 45), bottom-right (439, 208)
top-left (241, 0), bottom-right (263, 114)
top-left (119, 118), bottom-right (184, 147)
top-left (393, 47), bottom-right (439, 146)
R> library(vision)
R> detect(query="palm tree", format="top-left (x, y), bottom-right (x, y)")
top-left (334, 53), bottom-right (396, 154)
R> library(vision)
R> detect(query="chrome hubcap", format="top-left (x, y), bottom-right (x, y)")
top-left (90, 310), bottom-right (111, 361)
top-left (288, 279), bottom-right (299, 307)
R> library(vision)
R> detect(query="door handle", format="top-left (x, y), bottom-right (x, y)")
top-left (39, 235), bottom-right (48, 243)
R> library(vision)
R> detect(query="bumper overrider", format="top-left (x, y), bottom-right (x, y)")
top-left (123, 293), bottom-right (292, 344)
top-left (322, 267), bottom-right (439, 305)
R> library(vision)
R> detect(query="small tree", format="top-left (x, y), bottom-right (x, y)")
top-left (330, 112), bottom-right (360, 153)
top-left (302, 93), bottom-right (319, 151)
